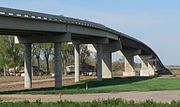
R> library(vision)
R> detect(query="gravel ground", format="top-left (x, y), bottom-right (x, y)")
top-left (0, 90), bottom-right (179, 103)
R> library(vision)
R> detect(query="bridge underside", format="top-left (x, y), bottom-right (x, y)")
top-left (0, 7), bottom-right (165, 89)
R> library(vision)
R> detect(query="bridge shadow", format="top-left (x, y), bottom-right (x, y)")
top-left (63, 76), bottom-right (154, 89)
top-left (0, 76), bottom-right (154, 94)
top-left (157, 68), bottom-right (172, 75)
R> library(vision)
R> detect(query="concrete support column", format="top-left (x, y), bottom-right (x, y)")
top-left (24, 43), bottom-right (32, 88)
top-left (123, 55), bottom-right (136, 76)
top-left (120, 49), bottom-right (141, 77)
top-left (54, 42), bottom-right (62, 89)
top-left (139, 55), bottom-right (155, 76)
top-left (102, 52), bottom-right (112, 78)
top-left (154, 61), bottom-right (162, 71)
top-left (74, 44), bottom-right (80, 82)
top-left (154, 61), bottom-right (158, 71)
top-left (148, 61), bottom-right (155, 76)
top-left (97, 44), bottom-right (102, 81)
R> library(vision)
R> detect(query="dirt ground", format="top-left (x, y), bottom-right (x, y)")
top-left (0, 71), bottom-right (179, 91)
top-left (0, 76), bottom-right (52, 84)
top-left (0, 71), bottom-right (122, 91)
top-left (0, 75), bottom-right (180, 103)
top-left (0, 75), bottom-right (94, 91)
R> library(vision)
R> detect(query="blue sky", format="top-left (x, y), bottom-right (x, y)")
top-left (0, 0), bottom-right (180, 65)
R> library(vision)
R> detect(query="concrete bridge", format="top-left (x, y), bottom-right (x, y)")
top-left (0, 7), bottom-right (165, 89)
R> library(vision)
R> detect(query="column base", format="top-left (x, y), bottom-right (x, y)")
top-left (149, 70), bottom-right (155, 76)
top-left (102, 52), bottom-right (112, 79)
top-left (102, 74), bottom-right (112, 78)
top-left (97, 78), bottom-right (102, 81)
top-left (140, 70), bottom-right (155, 76)
top-left (123, 72), bottom-right (136, 77)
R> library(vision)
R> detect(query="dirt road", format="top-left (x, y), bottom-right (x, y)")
top-left (0, 90), bottom-right (180, 103)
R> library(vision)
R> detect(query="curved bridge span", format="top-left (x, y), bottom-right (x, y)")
top-left (0, 7), bottom-right (165, 88)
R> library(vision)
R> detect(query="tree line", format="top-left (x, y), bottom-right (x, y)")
top-left (0, 35), bottom-right (141, 76)
top-left (0, 35), bottom-right (91, 76)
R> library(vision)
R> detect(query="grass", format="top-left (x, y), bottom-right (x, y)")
top-left (166, 67), bottom-right (180, 75)
top-left (0, 77), bottom-right (180, 94)
top-left (169, 69), bottom-right (180, 75)
top-left (0, 98), bottom-right (179, 107)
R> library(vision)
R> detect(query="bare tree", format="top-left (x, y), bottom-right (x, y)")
top-left (32, 43), bottom-right (41, 73)
top-left (41, 43), bottom-right (54, 75)
top-left (80, 44), bottom-right (90, 64)
top-left (61, 43), bottom-right (74, 75)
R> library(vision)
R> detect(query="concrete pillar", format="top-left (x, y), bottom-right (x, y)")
top-left (24, 43), bottom-right (32, 88)
top-left (120, 49), bottom-right (141, 77)
top-left (54, 42), bottom-right (62, 89)
top-left (123, 55), bottom-right (136, 76)
top-left (97, 44), bottom-right (102, 81)
top-left (148, 61), bottom-right (155, 76)
top-left (154, 61), bottom-right (158, 71)
top-left (102, 52), bottom-right (112, 78)
top-left (90, 44), bottom-right (112, 79)
top-left (139, 55), bottom-right (155, 76)
top-left (74, 44), bottom-right (80, 82)
top-left (155, 61), bottom-right (162, 71)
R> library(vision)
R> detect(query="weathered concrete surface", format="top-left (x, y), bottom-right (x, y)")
top-left (0, 90), bottom-right (179, 103)
top-left (54, 43), bottom-right (62, 89)
top-left (120, 49), bottom-right (141, 77)
top-left (97, 44), bottom-right (102, 81)
top-left (15, 33), bottom-right (71, 44)
top-left (102, 52), bottom-right (112, 78)
top-left (74, 44), bottom-right (80, 82)
top-left (88, 44), bottom-right (112, 79)
top-left (87, 41), bottom-right (122, 53)
top-left (139, 55), bottom-right (155, 76)
top-left (24, 43), bottom-right (32, 88)
top-left (123, 55), bottom-right (136, 76)
top-left (72, 37), bottom-right (109, 44)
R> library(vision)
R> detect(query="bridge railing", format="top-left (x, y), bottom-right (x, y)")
top-left (0, 7), bottom-right (105, 29)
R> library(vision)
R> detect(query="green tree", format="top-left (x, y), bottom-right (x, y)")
top-left (0, 36), bottom-right (10, 75)
top-left (0, 36), bottom-right (23, 75)
top-left (7, 37), bottom-right (23, 68)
